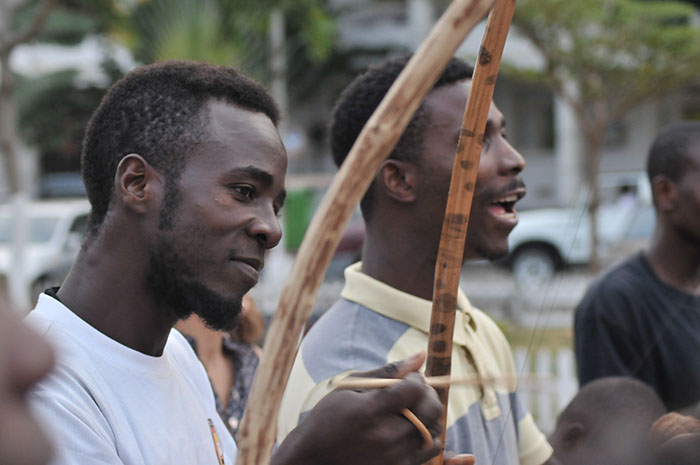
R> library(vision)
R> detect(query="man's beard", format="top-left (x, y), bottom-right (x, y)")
top-left (145, 237), bottom-right (242, 331)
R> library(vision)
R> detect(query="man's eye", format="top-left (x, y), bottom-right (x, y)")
top-left (232, 185), bottom-right (255, 200)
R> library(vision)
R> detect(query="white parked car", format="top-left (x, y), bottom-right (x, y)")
top-left (0, 199), bottom-right (90, 303)
top-left (505, 176), bottom-right (655, 287)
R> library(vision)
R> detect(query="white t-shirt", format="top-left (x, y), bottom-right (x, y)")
top-left (26, 293), bottom-right (237, 465)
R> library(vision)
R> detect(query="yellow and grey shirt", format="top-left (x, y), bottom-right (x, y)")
top-left (278, 263), bottom-right (552, 465)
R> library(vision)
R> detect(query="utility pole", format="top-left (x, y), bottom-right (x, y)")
top-left (269, 8), bottom-right (287, 132)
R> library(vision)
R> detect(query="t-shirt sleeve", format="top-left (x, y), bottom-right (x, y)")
top-left (30, 378), bottom-right (124, 465)
top-left (518, 412), bottom-right (553, 465)
top-left (574, 279), bottom-right (641, 386)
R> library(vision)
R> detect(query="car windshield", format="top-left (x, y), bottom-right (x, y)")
top-left (0, 215), bottom-right (60, 244)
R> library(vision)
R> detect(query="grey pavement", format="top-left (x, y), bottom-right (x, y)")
top-left (458, 262), bottom-right (594, 328)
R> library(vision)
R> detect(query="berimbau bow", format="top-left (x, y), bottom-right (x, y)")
top-left (234, 1), bottom-right (498, 464)
top-left (424, 1), bottom-right (517, 464)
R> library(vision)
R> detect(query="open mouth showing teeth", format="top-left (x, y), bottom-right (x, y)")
top-left (489, 194), bottom-right (520, 218)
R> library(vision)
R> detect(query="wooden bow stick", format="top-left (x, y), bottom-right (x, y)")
top-left (424, 1), bottom-right (517, 464)
top-left (235, 1), bottom-right (497, 464)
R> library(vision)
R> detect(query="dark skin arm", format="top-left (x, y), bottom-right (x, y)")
top-left (272, 353), bottom-right (475, 465)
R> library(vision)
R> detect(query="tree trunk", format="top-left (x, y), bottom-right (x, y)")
top-left (0, 48), bottom-right (32, 311)
top-left (269, 9), bottom-right (287, 132)
top-left (0, 7), bottom-right (29, 311)
top-left (585, 129), bottom-right (603, 273)
top-left (0, 0), bottom-right (57, 311)
top-left (0, 41), bottom-right (21, 196)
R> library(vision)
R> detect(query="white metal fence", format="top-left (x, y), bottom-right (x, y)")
top-left (512, 346), bottom-right (578, 434)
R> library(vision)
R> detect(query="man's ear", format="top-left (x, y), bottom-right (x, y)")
top-left (377, 159), bottom-right (417, 203)
top-left (652, 175), bottom-right (678, 213)
top-left (560, 421), bottom-right (584, 450)
top-left (115, 154), bottom-right (162, 215)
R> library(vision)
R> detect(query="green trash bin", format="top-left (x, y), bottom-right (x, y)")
top-left (284, 188), bottom-right (315, 251)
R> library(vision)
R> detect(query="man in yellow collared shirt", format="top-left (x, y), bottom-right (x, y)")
top-left (278, 55), bottom-right (554, 465)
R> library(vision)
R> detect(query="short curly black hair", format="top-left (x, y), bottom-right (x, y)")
top-left (647, 121), bottom-right (700, 188)
top-left (329, 54), bottom-right (473, 220)
top-left (81, 60), bottom-right (279, 231)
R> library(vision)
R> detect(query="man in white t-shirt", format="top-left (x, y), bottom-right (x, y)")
top-left (26, 61), bottom-right (470, 465)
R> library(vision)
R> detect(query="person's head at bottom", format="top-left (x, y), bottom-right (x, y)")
top-left (549, 377), bottom-right (665, 465)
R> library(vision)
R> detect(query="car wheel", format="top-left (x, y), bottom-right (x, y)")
top-left (511, 245), bottom-right (558, 290)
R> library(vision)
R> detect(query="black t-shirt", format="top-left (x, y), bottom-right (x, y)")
top-left (574, 252), bottom-right (700, 411)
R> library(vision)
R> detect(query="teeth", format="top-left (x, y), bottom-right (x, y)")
top-left (494, 194), bottom-right (518, 203)
top-left (497, 212), bottom-right (517, 219)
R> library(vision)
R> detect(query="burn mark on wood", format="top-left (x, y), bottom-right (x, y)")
top-left (460, 128), bottom-right (476, 138)
top-left (438, 293), bottom-right (457, 310)
top-left (445, 213), bottom-right (467, 233)
top-left (486, 74), bottom-right (497, 85)
top-left (460, 160), bottom-right (475, 170)
top-left (479, 46), bottom-right (492, 65)
top-left (443, 231), bottom-right (464, 243)
top-left (432, 340), bottom-right (447, 353)
top-left (431, 323), bottom-right (447, 334)
top-left (428, 356), bottom-right (452, 374)
top-left (464, 181), bottom-right (475, 191)
top-left (446, 213), bottom-right (467, 225)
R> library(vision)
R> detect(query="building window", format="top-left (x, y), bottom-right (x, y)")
top-left (510, 85), bottom-right (554, 151)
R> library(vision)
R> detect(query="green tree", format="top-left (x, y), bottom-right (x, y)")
top-left (16, 59), bottom-right (123, 172)
top-left (124, 0), bottom-right (337, 106)
top-left (1, 0), bottom-right (56, 195)
top-left (513, 0), bottom-right (700, 270)
top-left (1, 0), bottom-right (121, 310)
top-left (2, 0), bottom-right (123, 192)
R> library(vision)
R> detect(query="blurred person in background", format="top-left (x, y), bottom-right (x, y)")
top-left (575, 122), bottom-right (700, 412)
top-left (548, 377), bottom-right (666, 465)
top-left (176, 294), bottom-right (264, 438)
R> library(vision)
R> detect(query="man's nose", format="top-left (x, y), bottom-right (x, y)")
top-left (498, 139), bottom-right (525, 175)
top-left (249, 207), bottom-right (283, 249)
